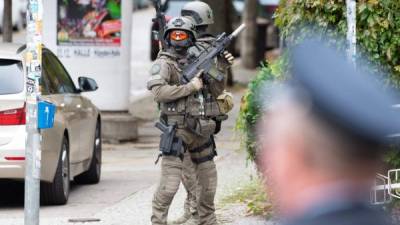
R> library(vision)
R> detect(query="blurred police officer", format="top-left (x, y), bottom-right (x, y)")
top-left (148, 16), bottom-right (220, 225)
top-left (166, 2), bottom-right (235, 225)
top-left (259, 40), bottom-right (396, 225)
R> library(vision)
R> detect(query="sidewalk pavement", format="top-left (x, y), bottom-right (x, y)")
top-left (45, 86), bottom-right (267, 225)
top-left (84, 86), bottom-right (266, 225)
top-left (0, 61), bottom-right (266, 225)
top-left (232, 59), bottom-right (259, 86)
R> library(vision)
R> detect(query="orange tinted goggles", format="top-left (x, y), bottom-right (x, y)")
top-left (170, 30), bottom-right (189, 41)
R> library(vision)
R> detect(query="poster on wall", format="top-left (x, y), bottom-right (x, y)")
top-left (57, 0), bottom-right (121, 46)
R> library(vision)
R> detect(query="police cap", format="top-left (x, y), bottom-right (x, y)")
top-left (289, 40), bottom-right (400, 146)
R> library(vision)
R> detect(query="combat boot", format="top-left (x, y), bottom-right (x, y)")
top-left (168, 211), bottom-right (192, 225)
top-left (183, 213), bottom-right (199, 225)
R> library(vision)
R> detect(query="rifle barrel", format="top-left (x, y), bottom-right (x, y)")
top-left (230, 24), bottom-right (246, 38)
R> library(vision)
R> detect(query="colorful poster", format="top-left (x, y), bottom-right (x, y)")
top-left (57, 0), bottom-right (121, 46)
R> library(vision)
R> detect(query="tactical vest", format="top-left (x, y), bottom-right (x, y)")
top-left (186, 36), bottom-right (227, 119)
top-left (158, 53), bottom-right (218, 138)
top-left (158, 53), bottom-right (188, 127)
top-left (157, 49), bottom-right (221, 164)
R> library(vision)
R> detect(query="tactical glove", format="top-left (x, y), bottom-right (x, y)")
top-left (190, 76), bottom-right (203, 91)
top-left (223, 51), bottom-right (235, 65)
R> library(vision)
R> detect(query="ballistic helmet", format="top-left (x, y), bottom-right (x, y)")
top-left (164, 17), bottom-right (197, 40)
top-left (181, 1), bottom-right (214, 26)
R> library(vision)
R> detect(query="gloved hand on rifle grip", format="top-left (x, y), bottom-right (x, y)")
top-left (190, 70), bottom-right (204, 91)
top-left (223, 51), bottom-right (235, 65)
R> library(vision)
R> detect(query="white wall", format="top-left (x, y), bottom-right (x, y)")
top-left (43, 0), bottom-right (132, 111)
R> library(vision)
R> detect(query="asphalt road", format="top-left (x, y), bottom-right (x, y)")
top-left (0, 88), bottom-right (251, 225)
top-left (0, 85), bottom-right (254, 224)
top-left (0, 144), bottom-right (160, 222)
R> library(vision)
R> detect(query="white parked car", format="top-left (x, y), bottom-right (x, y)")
top-left (0, 0), bottom-right (27, 31)
top-left (0, 43), bottom-right (102, 205)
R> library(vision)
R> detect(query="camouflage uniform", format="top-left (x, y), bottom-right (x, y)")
top-left (148, 49), bottom-right (222, 225)
top-left (173, 3), bottom-right (235, 223)
top-left (176, 35), bottom-right (229, 225)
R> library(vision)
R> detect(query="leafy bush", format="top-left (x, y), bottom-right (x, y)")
top-left (220, 178), bottom-right (273, 217)
top-left (275, 0), bottom-right (400, 87)
top-left (236, 55), bottom-right (288, 161)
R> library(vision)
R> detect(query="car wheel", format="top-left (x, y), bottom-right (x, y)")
top-left (74, 122), bottom-right (102, 184)
top-left (41, 136), bottom-right (70, 205)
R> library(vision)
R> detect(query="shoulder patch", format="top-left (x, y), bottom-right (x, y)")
top-left (151, 64), bottom-right (161, 75)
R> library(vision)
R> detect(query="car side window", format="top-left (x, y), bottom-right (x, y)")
top-left (42, 52), bottom-right (64, 94)
top-left (39, 73), bottom-right (50, 95)
top-left (46, 51), bottom-right (77, 94)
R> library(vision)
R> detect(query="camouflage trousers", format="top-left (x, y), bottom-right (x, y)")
top-left (181, 150), bottom-right (200, 217)
top-left (151, 133), bottom-right (218, 225)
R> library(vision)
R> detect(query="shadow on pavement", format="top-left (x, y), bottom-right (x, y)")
top-left (0, 180), bottom-right (81, 208)
top-left (0, 180), bottom-right (24, 207)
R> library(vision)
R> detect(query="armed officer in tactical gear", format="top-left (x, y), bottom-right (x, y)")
top-left (148, 16), bottom-right (221, 225)
top-left (167, 2), bottom-right (235, 225)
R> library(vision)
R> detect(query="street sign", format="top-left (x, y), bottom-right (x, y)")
top-left (25, 0), bottom-right (43, 224)
top-left (37, 101), bottom-right (55, 129)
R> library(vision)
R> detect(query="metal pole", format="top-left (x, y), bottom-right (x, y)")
top-left (24, 1), bottom-right (43, 224)
top-left (346, 0), bottom-right (356, 64)
top-left (2, 0), bottom-right (13, 42)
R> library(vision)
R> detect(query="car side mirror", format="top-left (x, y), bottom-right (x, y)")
top-left (78, 77), bottom-right (98, 92)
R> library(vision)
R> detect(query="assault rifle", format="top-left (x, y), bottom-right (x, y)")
top-left (180, 24), bottom-right (246, 84)
top-left (151, 0), bottom-right (168, 50)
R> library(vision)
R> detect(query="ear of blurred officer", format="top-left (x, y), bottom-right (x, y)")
top-left (259, 40), bottom-right (395, 225)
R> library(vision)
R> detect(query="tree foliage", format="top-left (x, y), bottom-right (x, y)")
top-left (238, 0), bottom-right (400, 167)
top-left (236, 55), bottom-right (288, 161)
top-left (276, 0), bottom-right (400, 87)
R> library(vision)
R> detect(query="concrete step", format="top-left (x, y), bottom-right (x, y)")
top-left (101, 112), bottom-right (138, 144)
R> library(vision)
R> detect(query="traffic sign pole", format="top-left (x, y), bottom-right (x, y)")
top-left (24, 1), bottom-right (43, 224)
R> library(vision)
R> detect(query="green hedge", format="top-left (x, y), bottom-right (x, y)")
top-left (236, 55), bottom-right (288, 161)
top-left (276, 0), bottom-right (400, 87)
top-left (238, 0), bottom-right (400, 167)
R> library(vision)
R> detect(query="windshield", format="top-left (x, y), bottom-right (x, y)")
top-left (0, 59), bottom-right (24, 95)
